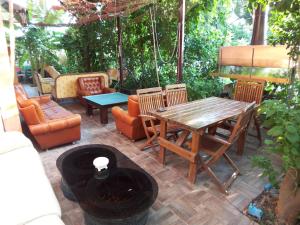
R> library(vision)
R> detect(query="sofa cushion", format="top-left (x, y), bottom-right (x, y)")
top-left (18, 99), bottom-right (46, 123)
top-left (128, 95), bottom-right (140, 117)
top-left (0, 132), bottom-right (61, 225)
top-left (19, 105), bottom-right (42, 125)
top-left (43, 105), bottom-right (74, 120)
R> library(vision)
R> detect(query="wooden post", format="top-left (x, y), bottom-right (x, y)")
top-left (117, 16), bottom-right (124, 87)
top-left (177, 0), bottom-right (185, 83)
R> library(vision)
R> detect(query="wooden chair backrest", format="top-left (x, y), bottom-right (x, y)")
top-left (228, 102), bottom-right (256, 144)
top-left (234, 79), bottom-right (265, 105)
top-left (165, 83), bottom-right (188, 106)
top-left (137, 87), bottom-right (164, 118)
top-left (33, 73), bottom-right (42, 94)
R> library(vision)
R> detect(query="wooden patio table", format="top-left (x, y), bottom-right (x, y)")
top-left (149, 97), bottom-right (251, 184)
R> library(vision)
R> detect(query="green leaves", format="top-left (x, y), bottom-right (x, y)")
top-left (268, 125), bottom-right (284, 136)
top-left (260, 97), bottom-right (300, 173)
top-left (252, 155), bottom-right (279, 187)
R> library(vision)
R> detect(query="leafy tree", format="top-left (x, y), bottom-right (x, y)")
top-left (17, 26), bottom-right (63, 75)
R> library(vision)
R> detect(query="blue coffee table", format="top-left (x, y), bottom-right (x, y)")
top-left (84, 92), bottom-right (128, 124)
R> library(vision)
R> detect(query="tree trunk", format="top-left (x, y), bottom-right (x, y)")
top-left (251, 4), bottom-right (266, 45)
top-left (277, 169), bottom-right (300, 225)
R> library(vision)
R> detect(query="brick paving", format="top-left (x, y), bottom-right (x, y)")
top-left (24, 85), bottom-right (262, 225)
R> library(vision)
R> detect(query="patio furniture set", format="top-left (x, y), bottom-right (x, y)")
top-left (127, 80), bottom-right (264, 194)
top-left (11, 76), bottom-right (266, 225)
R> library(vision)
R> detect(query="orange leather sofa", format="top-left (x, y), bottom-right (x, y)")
top-left (112, 95), bottom-right (146, 141)
top-left (14, 84), bottom-right (81, 150)
top-left (77, 76), bottom-right (115, 106)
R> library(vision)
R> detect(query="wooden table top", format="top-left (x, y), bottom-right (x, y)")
top-left (150, 97), bottom-right (251, 132)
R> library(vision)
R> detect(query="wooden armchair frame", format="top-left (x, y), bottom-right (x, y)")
top-left (233, 78), bottom-right (265, 144)
top-left (137, 87), bottom-right (165, 150)
top-left (198, 102), bottom-right (256, 194)
top-left (165, 83), bottom-right (188, 106)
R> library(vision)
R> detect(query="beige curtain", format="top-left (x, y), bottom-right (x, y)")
top-left (0, 1), bottom-right (21, 132)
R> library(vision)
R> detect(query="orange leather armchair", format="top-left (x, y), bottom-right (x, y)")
top-left (77, 76), bottom-right (115, 106)
top-left (14, 84), bottom-right (81, 150)
top-left (112, 95), bottom-right (146, 141)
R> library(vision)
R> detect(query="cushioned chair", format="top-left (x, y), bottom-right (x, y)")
top-left (14, 84), bottom-right (81, 150)
top-left (44, 65), bottom-right (61, 79)
top-left (33, 73), bottom-right (54, 95)
top-left (112, 95), bottom-right (146, 141)
top-left (77, 76), bottom-right (115, 106)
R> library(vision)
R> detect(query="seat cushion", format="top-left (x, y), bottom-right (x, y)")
top-left (0, 133), bottom-right (61, 225)
top-left (18, 99), bottom-right (46, 123)
top-left (43, 105), bottom-right (74, 120)
top-left (39, 100), bottom-right (60, 110)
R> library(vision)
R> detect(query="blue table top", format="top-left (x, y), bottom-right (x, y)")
top-left (84, 92), bottom-right (129, 106)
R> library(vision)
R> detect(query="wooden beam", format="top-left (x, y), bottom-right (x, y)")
top-left (177, 0), bottom-right (185, 83)
top-left (117, 16), bottom-right (124, 87)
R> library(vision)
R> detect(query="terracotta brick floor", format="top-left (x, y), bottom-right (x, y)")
top-left (24, 84), bottom-right (264, 225)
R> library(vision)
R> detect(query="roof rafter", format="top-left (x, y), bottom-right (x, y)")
top-left (60, 0), bottom-right (152, 25)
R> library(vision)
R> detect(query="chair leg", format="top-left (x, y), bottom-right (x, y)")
top-left (198, 153), bottom-right (240, 195)
top-left (140, 134), bottom-right (158, 151)
top-left (206, 166), bottom-right (228, 194)
top-left (254, 115), bottom-right (262, 145)
top-left (223, 153), bottom-right (240, 175)
top-left (237, 131), bottom-right (246, 155)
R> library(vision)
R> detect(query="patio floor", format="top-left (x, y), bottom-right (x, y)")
top-left (23, 84), bottom-right (265, 225)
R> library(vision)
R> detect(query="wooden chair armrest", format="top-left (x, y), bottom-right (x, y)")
top-left (139, 114), bottom-right (157, 121)
top-left (204, 134), bottom-right (231, 146)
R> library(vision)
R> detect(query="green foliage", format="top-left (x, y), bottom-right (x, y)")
top-left (60, 0), bottom-right (234, 99)
top-left (252, 155), bottom-right (279, 186)
top-left (60, 20), bottom-right (117, 73)
top-left (258, 94), bottom-right (300, 171)
top-left (16, 26), bottom-right (64, 74)
top-left (226, 0), bottom-right (252, 46)
top-left (268, 0), bottom-right (300, 61)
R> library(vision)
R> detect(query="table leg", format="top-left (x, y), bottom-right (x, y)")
top-left (100, 108), bottom-right (108, 124)
top-left (159, 120), bottom-right (167, 165)
top-left (86, 104), bottom-right (93, 116)
top-left (188, 131), bottom-right (201, 183)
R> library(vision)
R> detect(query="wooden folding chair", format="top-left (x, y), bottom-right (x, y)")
top-left (197, 102), bottom-right (256, 194)
top-left (137, 87), bottom-right (179, 150)
top-left (165, 83), bottom-right (188, 106)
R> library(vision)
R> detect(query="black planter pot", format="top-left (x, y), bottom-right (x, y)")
top-left (84, 210), bottom-right (149, 225)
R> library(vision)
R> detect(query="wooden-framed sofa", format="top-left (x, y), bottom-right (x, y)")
top-left (14, 84), bottom-right (81, 150)
top-left (51, 72), bottom-right (109, 100)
